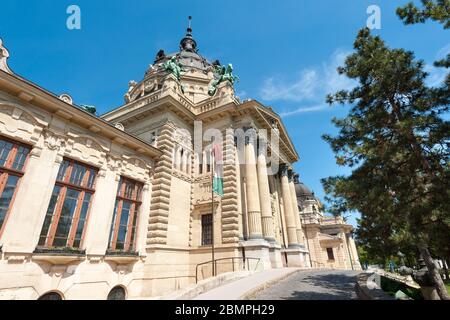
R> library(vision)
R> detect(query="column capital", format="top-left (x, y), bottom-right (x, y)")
top-left (280, 164), bottom-right (289, 177)
top-left (288, 169), bottom-right (295, 183)
top-left (243, 126), bottom-right (258, 146)
top-left (293, 173), bottom-right (300, 184)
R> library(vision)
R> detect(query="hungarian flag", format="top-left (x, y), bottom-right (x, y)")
top-left (212, 143), bottom-right (224, 197)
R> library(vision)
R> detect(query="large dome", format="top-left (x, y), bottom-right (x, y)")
top-left (145, 18), bottom-right (214, 76)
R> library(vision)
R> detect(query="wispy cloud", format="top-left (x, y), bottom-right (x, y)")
top-left (259, 49), bottom-right (356, 118)
top-left (260, 49), bottom-right (356, 104)
top-left (436, 43), bottom-right (450, 61)
top-left (279, 104), bottom-right (329, 117)
top-left (425, 42), bottom-right (450, 87)
top-left (425, 64), bottom-right (447, 87)
top-left (235, 90), bottom-right (248, 100)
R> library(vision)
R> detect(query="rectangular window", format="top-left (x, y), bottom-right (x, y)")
top-left (0, 137), bottom-right (31, 235)
top-left (201, 214), bottom-right (213, 246)
top-left (108, 177), bottom-right (143, 252)
top-left (327, 248), bottom-right (335, 261)
top-left (38, 159), bottom-right (97, 249)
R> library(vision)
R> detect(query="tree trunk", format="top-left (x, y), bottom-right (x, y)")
top-left (443, 258), bottom-right (450, 281)
top-left (419, 245), bottom-right (450, 300)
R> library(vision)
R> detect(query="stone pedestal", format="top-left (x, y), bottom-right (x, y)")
top-left (240, 239), bottom-right (272, 271)
top-left (268, 243), bottom-right (284, 269)
top-left (282, 248), bottom-right (305, 268)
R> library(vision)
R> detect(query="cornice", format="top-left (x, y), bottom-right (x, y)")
top-left (0, 70), bottom-right (162, 160)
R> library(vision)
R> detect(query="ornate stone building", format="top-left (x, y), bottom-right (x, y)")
top-left (295, 176), bottom-right (361, 270)
top-left (0, 24), bottom-right (359, 300)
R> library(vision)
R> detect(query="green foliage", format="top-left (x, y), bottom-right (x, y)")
top-left (321, 28), bottom-right (449, 272)
top-left (397, 0), bottom-right (450, 29)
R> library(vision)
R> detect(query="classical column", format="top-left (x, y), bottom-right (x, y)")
top-left (186, 152), bottom-right (191, 174)
top-left (280, 164), bottom-right (299, 247)
top-left (289, 172), bottom-right (304, 246)
top-left (244, 132), bottom-right (263, 240)
top-left (257, 147), bottom-right (275, 242)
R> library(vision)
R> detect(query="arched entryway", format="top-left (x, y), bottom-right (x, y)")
top-left (107, 286), bottom-right (126, 300)
top-left (38, 291), bottom-right (64, 300)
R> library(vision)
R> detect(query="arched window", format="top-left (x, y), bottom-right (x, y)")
top-left (38, 292), bottom-right (63, 300)
top-left (107, 286), bottom-right (126, 300)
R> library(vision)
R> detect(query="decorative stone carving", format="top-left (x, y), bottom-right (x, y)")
top-left (0, 38), bottom-right (12, 74)
top-left (144, 78), bottom-right (158, 95)
top-left (174, 130), bottom-right (192, 149)
top-left (44, 130), bottom-right (63, 151)
top-left (115, 123), bottom-right (125, 131)
top-left (59, 94), bottom-right (73, 105)
top-left (106, 155), bottom-right (120, 171)
top-left (124, 80), bottom-right (138, 103)
top-left (271, 194), bottom-right (277, 217)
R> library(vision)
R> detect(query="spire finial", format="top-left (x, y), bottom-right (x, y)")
top-left (180, 16), bottom-right (197, 52)
top-left (187, 16), bottom-right (193, 34)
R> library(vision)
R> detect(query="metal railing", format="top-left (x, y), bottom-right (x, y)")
top-left (195, 257), bottom-right (261, 284)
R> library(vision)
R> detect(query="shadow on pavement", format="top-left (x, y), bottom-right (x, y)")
top-left (255, 271), bottom-right (360, 300)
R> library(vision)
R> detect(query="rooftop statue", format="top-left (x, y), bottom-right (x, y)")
top-left (208, 63), bottom-right (239, 96)
top-left (0, 38), bottom-right (12, 74)
top-left (163, 56), bottom-right (184, 81)
top-left (80, 105), bottom-right (97, 115)
top-left (155, 49), bottom-right (166, 62)
top-left (124, 80), bottom-right (138, 103)
top-left (163, 56), bottom-right (185, 93)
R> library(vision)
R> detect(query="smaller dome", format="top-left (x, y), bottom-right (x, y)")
top-left (294, 175), bottom-right (315, 201)
top-left (295, 182), bottom-right (314, 198)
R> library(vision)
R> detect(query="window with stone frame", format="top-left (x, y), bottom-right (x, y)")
top-left (326, 247), bottom-right (335, 261)
top-left (0, 137), bottom-right (31, 235)
top-left (108, 177), bottom-right (143, 252)
top-left (201, 214), bottom-right (213, 246)
top-left (38, 159), bottom-right (98, 249)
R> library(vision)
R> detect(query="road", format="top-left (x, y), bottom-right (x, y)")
top-left (252, 269), bottom-right (361, 300)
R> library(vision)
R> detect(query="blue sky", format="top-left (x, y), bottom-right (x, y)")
top-left (1, 1), bottom-right (448, 227)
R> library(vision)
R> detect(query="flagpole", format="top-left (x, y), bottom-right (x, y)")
top-left (211, 148), bottom-right (216, 277)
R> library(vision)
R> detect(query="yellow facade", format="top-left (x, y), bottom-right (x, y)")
top-left (0, 29), bottom-right (359, 300)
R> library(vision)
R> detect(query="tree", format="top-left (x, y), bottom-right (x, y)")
top-left (397, 0), bottom-right (450, 29)
top-left (398, 0), bottom-right (450, 283)
top-left (322, 28), bottom-right (450, 299)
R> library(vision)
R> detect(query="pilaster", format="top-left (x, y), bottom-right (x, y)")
top-left (220, 127), bottom-right (240, 244)
top-left (147, 121), bottom-right (175, 245)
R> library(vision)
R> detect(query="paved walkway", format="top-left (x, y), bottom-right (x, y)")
top-left (194, 268), bottom-right (301, 300)
top-left (252, 269), bottom-right (361, 300)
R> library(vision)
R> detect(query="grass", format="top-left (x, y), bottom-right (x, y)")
top-left (446, 282), bottom-right (450, 295)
